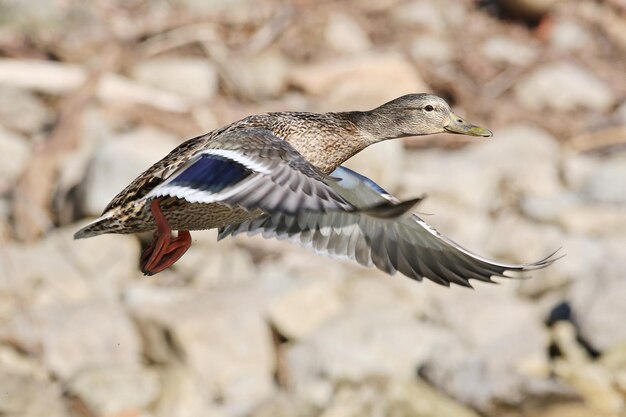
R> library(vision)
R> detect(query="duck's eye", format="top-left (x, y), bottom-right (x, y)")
top-left (424, 105), bottom-right (434, 112)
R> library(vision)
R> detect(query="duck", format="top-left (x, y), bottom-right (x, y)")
top-left (74, 93), bottom-right (559, 285)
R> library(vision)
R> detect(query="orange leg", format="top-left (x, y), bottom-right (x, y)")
top-left (140, 199), bottom-right (192, 276)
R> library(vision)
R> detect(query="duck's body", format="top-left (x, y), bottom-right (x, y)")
top-left (76, 94), bottom-right (558, 282)
top-left (76, 110), bottom-right (368, 237)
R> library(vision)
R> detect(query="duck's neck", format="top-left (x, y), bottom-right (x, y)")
top-left (341, 109), bottom-right (408, 143)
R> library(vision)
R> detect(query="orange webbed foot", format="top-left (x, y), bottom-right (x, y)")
top-left (140, 199), bottom-right (192, 276)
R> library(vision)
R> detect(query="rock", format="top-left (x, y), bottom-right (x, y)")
top-left (551, 321), bottom-right (625, 415)
top-left (391, 1), bottom-right (448, 33)
top-left (0, 59), bottom-right (192, 113)
top-left (324, 13), bottom-right (371, 54)
top-left (485, 211), bottom-right (563, 271)
top-left (0, 371), bottom-right (68, 417)
top-left (131, 57), bottom-right (218, 102)
top-left (481, 36), bottom-right (538, 66)
top-left (0, 345), bottom-right (49, 381)
top-left (403, 147), bottom-right (498, 212)
top-left (579, 154), bottom-right (626, 204)
top-left (289, 53), bottom-right (428, 110)
top-left (318, 378), bottom-right (481, 417)
top-left (154, 364), bottom-right (229, 417)
top-left (404, 124), bottom-right (561, 211)
top-left (410, 34), bottom-right (454, 64)
top-left (250, 393), bottom-right (312, 417)
top-left (229, 49), bottom-right (289, 99)
top-left (180, 0), bottom-right (253, 13)
top-left (564, 152), bottom-right (626, 204)
top-left (549, 20), bottom-right (592, 52)
top-left (82, 126), bottom-right (179, 216)
top-left (562, 151), bottom-right (598, 192)
top-left (339, 267), bottom-right (432, 318)
top-left (571, 275), bottom-right (626, 352)
top-left (127, 285), bottom-right (275, 416)
top-left (67, 365), bottom-right (160, 416)
top-left (515, 62), bottom-right (615, 112)
top-left (0, 126), bottom-right (30, 185)
top-left (521, 193), bottom-right (626, 235)
top-left (0, 0), bottom-right (62, 29)
top-left (520, 230), bottom-right (604, 297)
top-left (420, 285), bottom-right (552, 411)
top-left (533, 403), bottom-right (610, 417)
top-left (5, 300), bottom-right (142, 380)
top-left (267, 277), bottom-right (344, 340)
top-left (473, 124), bottom-right (562, 196)
top-left (0, 86), bottom-right (50, 134)
top-left (601, 344), bottom-right (626, 395)
top-left (0, 225), bottom-right (140, 310)
top-left (286, 307), bottom-right (458, 406)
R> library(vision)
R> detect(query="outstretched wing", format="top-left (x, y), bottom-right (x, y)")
top-left (145, 128), bottom-right (356, 214)
top-left (219, 166), bottom-right (561, 287)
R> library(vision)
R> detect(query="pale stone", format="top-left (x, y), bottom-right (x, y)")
top-left (550, 20), bottom-right (592, 52)
top-left (0, 345), bottom-right (49, 382)
top-left (132, 57), bottom-right (218, 101)
top-left (154, 364), bottom-right (229, 417)
top-left (571, 276), bottom-right (626, 352)
top-left (318, 378), bottom-right (481, 417)
top-left (325, 13), bottom-right (371, 54)
top-left (481, 36), bottom-right (538, 66)
top-left (551, 321), bottom-right (625, 415)
top-left (181, 0), bottom-right (253, 12)
top-left (286, 307), bottom-right (458, 406)
top-left (0, 225), bottom-right (140, 309)
top-left (421, 284), bottom-right (551, 410)
top-left (267, 278), bottom-right (344, 340)
top-left (521, 193), bottom-right (626, 235)
top-left (404, 124), bottom-right (562, 212)
top-left (127, 285), bottom-right (276, 415)
top-left (410, 35), bottom-right (454, 63)
top-left (68, 365), bottom-right (161, 416)
top-left (0, 371), bottom-right (68, 417)
top-left (289, 53), bottom-right (428, 109)
top-left (391, 1), bottom-right (447, 33)
top-left (580, 155), bottom-right (626, 204)
top-left (229, 49), bottom-right (289, 99)
top-left (6, 300), bottom-right (143, 379)
top-left (0, 126), bottom-right (30, 184)
top-left (515, 62), bottom-right (615, 111)
top-left (485, 211), bottom-right (564, 268)
top-left (0, 86), bottom-right (50, 133)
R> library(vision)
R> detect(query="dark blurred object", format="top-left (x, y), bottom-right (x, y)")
top-left (546, 301), bottom-right (601, 359)
top-left (480, 0), bottom-right (561, 22)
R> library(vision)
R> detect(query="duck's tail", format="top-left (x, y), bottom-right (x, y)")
top-left (74, 214), bottom-right (127, 239)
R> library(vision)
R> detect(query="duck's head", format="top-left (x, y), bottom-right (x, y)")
top-left (366, 93), bottom-right (493, 139)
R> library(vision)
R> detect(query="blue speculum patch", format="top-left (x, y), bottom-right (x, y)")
top-left (170, 154), bottom-right (253, 192)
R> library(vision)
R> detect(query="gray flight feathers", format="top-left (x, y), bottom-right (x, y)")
top-left (219, 165), bottom-right (562, 287)
top-left (145, 128), bottom-right (418, 217)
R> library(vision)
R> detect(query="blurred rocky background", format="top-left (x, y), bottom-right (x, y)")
top-left (0, 0), bottom-right (625, 416)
